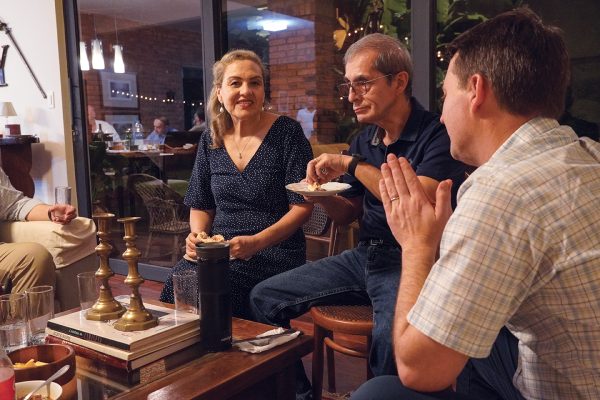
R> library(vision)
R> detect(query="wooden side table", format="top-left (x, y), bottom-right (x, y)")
top-left (0, 135), bottom-right (40, 197)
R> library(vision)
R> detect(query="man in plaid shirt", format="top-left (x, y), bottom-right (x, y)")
top-left (352, 8), bottom-right (600, 400)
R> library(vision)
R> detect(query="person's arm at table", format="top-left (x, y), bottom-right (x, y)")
top-left (27, 204), bottom-right (77, 225)
top-left (228, 203), bottom-right (313, 261)
top-left (380, 155), bottom-right (468, 391)
top-left (185, 208), bottom-right (215, 259)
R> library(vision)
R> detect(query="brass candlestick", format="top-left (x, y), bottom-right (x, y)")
top-left (86, 213), bottom-right (126, 321)
top-left (114, 216), bottom-right (158, 331)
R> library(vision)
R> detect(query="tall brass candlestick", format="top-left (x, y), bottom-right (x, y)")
top-left (86, 213), bottom-right (126, 321)
top-left (114, 216), bottom-right (158, 331)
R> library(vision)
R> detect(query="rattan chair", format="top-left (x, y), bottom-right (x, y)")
top-left (303, 203), bottom-right (338, 257)
top-left (311, 305), bottom-right (374, 399)
top-left (128, 174), bottom-right (189, 264)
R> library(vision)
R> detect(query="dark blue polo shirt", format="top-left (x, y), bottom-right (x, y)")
top-left (342, 98), bottom-right (466, 246)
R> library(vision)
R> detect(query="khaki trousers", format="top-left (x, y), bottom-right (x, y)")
top-left (0, 242), bottom-right (56, 294)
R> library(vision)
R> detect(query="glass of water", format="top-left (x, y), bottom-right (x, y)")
top-left (54, 186), bottom-right (72, 205)
top-left (0, 293), bottom-right (28, 352)
top-left (24, 285), bottom-right (54, 345)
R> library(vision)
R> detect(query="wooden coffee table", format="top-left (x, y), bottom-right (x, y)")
top-left (72, 317), bottom-right (312, 399)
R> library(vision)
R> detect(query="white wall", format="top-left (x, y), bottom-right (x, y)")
top-left (0, 0), bottom-right (73, 204)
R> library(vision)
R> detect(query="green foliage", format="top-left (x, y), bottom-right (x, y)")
top-left (433, 0), bottom-right (524, 111)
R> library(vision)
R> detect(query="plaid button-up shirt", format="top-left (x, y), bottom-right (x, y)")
top-left (409, 118), bottom-right (600, 399)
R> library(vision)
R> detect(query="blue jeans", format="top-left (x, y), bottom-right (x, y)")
top-left (249, 242), bottom-right (401, 398)
top-left (350, 328), bottom-right (524, 400)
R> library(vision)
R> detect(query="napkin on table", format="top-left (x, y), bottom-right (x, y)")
top-left (234, 327), bottom-right (301, 353)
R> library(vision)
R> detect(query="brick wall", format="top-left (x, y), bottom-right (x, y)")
top-left (268, 0), bottom-right (345, 144)
top-left (80, 14), bottom-right (202, 135)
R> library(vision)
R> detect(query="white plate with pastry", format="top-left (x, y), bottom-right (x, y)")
top-left (286, 181), bottom-right (351, 197)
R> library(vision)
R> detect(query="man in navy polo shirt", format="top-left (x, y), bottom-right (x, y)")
top-left (250, 33), bottom-right (466, 399)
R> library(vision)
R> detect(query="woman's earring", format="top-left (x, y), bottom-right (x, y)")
top-left (219, 103), bottom-right (224, 113)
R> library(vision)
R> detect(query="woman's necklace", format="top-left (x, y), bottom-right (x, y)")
top-left (233, 136), bottom-right (252, 159)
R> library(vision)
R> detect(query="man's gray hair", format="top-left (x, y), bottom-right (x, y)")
top-left (344, 33), bottom-right (413, 96)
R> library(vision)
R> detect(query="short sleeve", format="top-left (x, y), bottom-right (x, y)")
top-left (184, 132), bottom-right (216, 210)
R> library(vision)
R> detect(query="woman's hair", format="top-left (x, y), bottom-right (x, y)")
top-left (208, 49), bottom-right (267, 148)
top-left (344, 33), bottom-right (413, 97)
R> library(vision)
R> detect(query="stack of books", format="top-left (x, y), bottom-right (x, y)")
top-left (45, 295), bottom-right (203, 384)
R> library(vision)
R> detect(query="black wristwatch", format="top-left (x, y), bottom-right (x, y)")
top-left (346, 154), bottom-right (366, 177)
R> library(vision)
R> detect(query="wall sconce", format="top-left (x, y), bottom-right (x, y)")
top-left (79, 41), bottom-right (90, 71)
top-left (91, 38), bottom-right (105, 70)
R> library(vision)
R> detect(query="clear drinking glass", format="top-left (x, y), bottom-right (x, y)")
top-left (172, 270), bottom-right (198, 315)
top-left (0, 293), bottom-right (28, 352)
top-left (24, 285), bottom-right (54, 345)
top-left (54, 186), bottom-right (72, 205)
top-left (77, 271), bottom-right (99, 311)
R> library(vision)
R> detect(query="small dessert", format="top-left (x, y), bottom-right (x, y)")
top-left (307, 182), bottom-right (325, 192)
top-left (195, 232), bottom-right (225, 243)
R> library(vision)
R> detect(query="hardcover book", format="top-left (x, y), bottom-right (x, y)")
top-left (46, 295), bottom-right (199, 352)
top-left (74, 341), bottom-right (204, 386)
top-left (45, 333), bottom-right (202, 370)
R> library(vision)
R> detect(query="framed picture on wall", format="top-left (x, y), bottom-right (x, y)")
top-left (105, 114), bottom-right (139, 136)
top-left (100, 71), bottom-right (139, 108)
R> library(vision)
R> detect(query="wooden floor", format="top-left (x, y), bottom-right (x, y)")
top-left (108, 274), bottom-right (368, 399)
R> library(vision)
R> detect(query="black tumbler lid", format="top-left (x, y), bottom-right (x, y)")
top-left (195, 242), bottom-right (230, 261)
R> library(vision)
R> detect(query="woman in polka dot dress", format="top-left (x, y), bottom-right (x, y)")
top-left (159, 49), bottom-right (313, 319)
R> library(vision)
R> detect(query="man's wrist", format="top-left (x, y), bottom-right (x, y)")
top-left (346, 154), bottom-right (366, 177)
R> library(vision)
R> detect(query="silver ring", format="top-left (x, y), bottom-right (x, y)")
top-left (320, 168), bottom-right (328, 175)
top-left (390, 196), bottom-right (400, 202)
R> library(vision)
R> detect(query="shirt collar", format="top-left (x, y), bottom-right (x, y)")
top-left (362, 97), bottom-right (427, 146)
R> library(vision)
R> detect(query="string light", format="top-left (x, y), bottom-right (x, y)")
top-left (108, 88), bottom-right (202, 105)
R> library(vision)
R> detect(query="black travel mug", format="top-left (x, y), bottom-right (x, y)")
top-left (195, 242), bottom-right (232, 352)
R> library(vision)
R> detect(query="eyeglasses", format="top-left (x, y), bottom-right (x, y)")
top-left (337, 74), bottom-right (394, 97)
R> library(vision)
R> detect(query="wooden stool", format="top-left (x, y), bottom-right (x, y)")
top-left (311, 305), bottom-right (374, 400)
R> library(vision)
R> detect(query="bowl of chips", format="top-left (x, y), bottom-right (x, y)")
top-left (8, 344), bottom-right (75, 385)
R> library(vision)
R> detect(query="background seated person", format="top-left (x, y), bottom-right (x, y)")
top-left (87, 105), bottom-right (119, 141)
top-left (159, 49), bottom-right (313, 321)
top-left (0, 167), bottom-right (77, 293)
top-left (146, 116), bottom-right (176, 144)
top-left (189, 107), bottom-right (207, 132)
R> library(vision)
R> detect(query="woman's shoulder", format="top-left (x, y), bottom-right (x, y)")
top-left (267, 115), bottom-right (305, 140)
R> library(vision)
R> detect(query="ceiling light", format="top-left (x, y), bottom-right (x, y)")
top-left (91, 38), bottom-right (105, 70)
top-left (261, 19), bottom-right (288, 32)
top-left (79, 41), bottom-right (90, 71)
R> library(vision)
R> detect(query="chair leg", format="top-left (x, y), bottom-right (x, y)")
top-left (326, 332), bottom-right (336, 392)
top-left (312, 324), bottom-right (327, 400)
top-left (145, 232), bottom-right (153, 259)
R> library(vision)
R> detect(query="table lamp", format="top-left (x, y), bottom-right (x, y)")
top-left (0, 101), bottom-right (19, 135)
